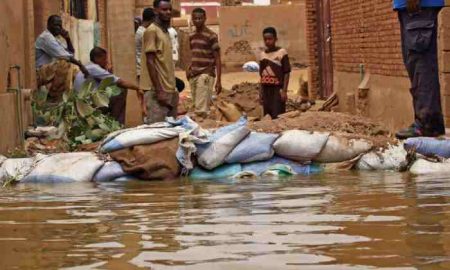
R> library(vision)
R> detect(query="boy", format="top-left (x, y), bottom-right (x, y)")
top-left (259, 27), bottom-right (291, 119)
top-left (187, 8), bottom-right (222, 117)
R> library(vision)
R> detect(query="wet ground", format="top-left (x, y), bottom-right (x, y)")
top-left (0, 172), bottom-right (449, 270)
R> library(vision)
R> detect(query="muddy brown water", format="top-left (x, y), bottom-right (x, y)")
top-left (0, 172), bottom-right (449, 270)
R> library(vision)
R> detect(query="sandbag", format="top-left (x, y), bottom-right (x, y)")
top-left (356, 144), bottom-right (406, 171)
top-left (189, 164), bottom-right (242, 180)
top-left (409, 159), bottom-right (450, 175)
top-left (217, 101), bottom-right (242, 122)
top-left (100, 127), bottom-right (184, 153)
top-left (314, 135), bottom-right (373, 163)
top-left (110, 138), bottom-right (180, 180)
top-left (197, 117), bottom-right (250, 170)
top-left (225, 132), bottom-right (279, 164)
top-left (273, 130), bottom-right (329, 162)
top-left (243, 156), bottom-right (323, 176)
top-left (21, 152), bottom-right (104, 183)
top-left (93, 161), bottom-right (128, 182)
top-left (0, 157), bottom-right (35, 183)
top-left (404, 137), bottom-right (450, 158)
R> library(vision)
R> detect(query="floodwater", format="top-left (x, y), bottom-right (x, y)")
top-left (0, 172), bottom-right (449, 270)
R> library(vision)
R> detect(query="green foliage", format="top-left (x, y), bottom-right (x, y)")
top-left (32, 78), bottom-right (123, 149)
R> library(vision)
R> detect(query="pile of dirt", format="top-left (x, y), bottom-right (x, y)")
top-left (249, 111), bottom-right (395, 148)
top-left (214, 82), bottom-right (262, 119)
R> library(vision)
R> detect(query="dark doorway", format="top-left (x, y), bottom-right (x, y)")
top-left (316, 0), bottom-right (333, 98)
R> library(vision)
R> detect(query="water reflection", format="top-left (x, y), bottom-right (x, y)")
top-left (0, 172), bottom-right (448, 269)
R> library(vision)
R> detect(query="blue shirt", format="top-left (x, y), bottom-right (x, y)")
top-left (35, 30), bottom-right (73, 68)
top-left (74, 62), bottom-right (120, 91)
top-left (393, 0), bottom-right (444, 9)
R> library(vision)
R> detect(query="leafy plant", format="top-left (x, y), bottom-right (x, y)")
top-left (32, 78), bottom-right (123, 149)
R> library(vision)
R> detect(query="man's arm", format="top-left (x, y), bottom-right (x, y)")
top-left (281, 72), bottom-right (290, 102)
top-left (146, 52), bottom-right (171, 107)
top-left (281, 53), bottom-right (291, 102)
top-left (61, 29), bottom-right (75, 54)
top-left (213, 50), bottom-right (222, 94)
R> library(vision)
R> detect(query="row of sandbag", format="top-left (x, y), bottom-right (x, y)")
top-left (403, 137), bottom-right (450, 175)
top-left (98, 117), bottom-right (376, 179)
top-left (0, 152), bottom-right (129, 183)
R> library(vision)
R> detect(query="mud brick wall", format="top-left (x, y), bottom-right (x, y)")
top-left (330, 0), bottom-right (406, 77)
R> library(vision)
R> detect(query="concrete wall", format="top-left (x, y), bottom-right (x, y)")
top-left (0, 0), bottom-right (36, 154)
top-left (107, 0), bottom-right (142, 127)
top-left (334, 71), bottom-right (413, 132)
top-left (219, 4), bottom-right (308, 68)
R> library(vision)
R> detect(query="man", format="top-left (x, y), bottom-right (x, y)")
top-left (134, 16), bottom-right (142, 33)
top-left (74, 47), bottom-right (144, 124)
top-left (35, 15), bottom-right (89, 103)
top-left (136, 8), bottom-right (155, 80)
top-left (140, 0), bottom-right (179, 124)
top-left (187, 8), bottom-right (222, 118)
top-left (394, 0), bottom-right (446, 139)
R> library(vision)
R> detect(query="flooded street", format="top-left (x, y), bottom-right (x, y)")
top-left (0, 172), bottom-right (449, 270)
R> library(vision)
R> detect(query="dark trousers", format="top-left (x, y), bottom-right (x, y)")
top-left (109, 89), bottom-right (128, 125)
top-left (262, 85), bottom-right (286, 119)
top-left (398, 8), bottom-right (445, 134)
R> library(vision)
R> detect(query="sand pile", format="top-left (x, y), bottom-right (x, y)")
top-left (249, 111), bottom-right (394, 148)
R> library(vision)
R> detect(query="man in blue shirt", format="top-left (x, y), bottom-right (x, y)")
top-left (35, 15), bottom-right (89, 103)
top-left (74, 47), bottom-right (145, 124)
top-left (394, 0), bottom-right (446, 139)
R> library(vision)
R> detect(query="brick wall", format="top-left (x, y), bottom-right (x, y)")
top-left (305, 0), bottom-right (320, 99)
top-left (330, 0), bottom-right (406, 77)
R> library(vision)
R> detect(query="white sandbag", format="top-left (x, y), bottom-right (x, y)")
top-left (273, 130), bottom-right (330, 162)
top-left (22, 152), bottom-right (104, 183)
top-left (100, 127), bottom-right (185, 153)
top-left (197, 117), bottom-right (250, 170)
top-left (356, 144), bottom-right (406, 171)
top-left (93, 161), bottom-right (127, 182)
top-left (0, 157), bottom-right (35, 183)
top-left (409, 159), bottom-right (450, 175)
top-left (225, 132), bottom-right (279, 164)
top-left (314, 135), bottom-right (373, 163)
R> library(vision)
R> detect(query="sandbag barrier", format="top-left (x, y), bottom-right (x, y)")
top-left (3, 117), bottom-right (450, 184)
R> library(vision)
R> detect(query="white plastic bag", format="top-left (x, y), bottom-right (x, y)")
top-left (22, 152), bottom-right (104, 183)
top-left (197, 117), bottom-right (250, 170)
top-left (274, 130), bottom-right (330, 162)
top-left (242, 61), bottom-right (260, 72)
top-left (314, 135), bottom-right (372, 163)
top-left (356, 144), bottom-right (406, 171)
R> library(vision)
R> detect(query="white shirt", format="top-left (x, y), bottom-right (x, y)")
top-left (168, 27), bottom-right (179, 63)
top-left (74, 62), bottom-right (120, 91)
top-left (135, 26), bottom-right (146, 76)
top-left (35, 30), bottom-right (73, 68)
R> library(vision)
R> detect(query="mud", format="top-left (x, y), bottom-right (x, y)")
top-left (249, 111), bottom-right (395, 148)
